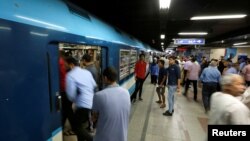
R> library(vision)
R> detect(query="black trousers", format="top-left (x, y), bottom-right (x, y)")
top-left (202, 82), bottom-right (218, 110)
top-left (61, 92), bottom-right (74, 130)
top-left (182, 70), bottom-right (188, 86)
top-left (131, 77), bottom-right (145, 101)
top-left (151, 75), bottom-right (157, 84)
top-left (184, 79), bottom-right (198, 100)
top-left (73, 108), bottom-right (93, 141)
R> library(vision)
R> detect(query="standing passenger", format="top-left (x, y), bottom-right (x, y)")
top-left (92, 67), bottom-right (131, 141)
top-left (200, 60), bottom-right (221, 113)
top-left (60, 50), bottom-right (75, 135)
top-left (81, 53), bottom-right (100, 132)
top-left (81, 54), bottom-right (99, 85)
top-left (209, 74), bottom-right (250, 124)
top-left (163, 56), bottom-right (181, 116)
top-left (183, 57), bottom-right (200, 101)
top-left (242, 59), bottom-right (250, 86)
top-left (65, 57), bottom-right (97, 141)
top-left (150, 57), bottom-right (159, 85)
top-left (131, 54), bottom-right (147, 102)
top-left (155, 59), bottom-right (167, 108)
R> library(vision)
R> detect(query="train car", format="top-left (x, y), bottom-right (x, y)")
top-left (0, 0), bottom-right (156, 140)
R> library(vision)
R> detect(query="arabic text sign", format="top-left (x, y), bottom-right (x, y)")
top-left (174, 38), bottom-right (205, 45)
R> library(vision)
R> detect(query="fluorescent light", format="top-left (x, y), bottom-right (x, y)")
top-left (191, 14), bottom-right (247, 20)
top-left (160, 0), bottom-right (171, 9)
top-left (233, 45), bottom-right (250, 48)
top-left (178, 32), bottom-right (208, 35)
top-left (233, 42), bottom-right (248, 46)
top-left (160, 34), bottom-right (165, 39)
top-left (161, 42), bottom-right (164, 45)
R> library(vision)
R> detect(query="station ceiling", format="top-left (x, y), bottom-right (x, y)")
top-left (66, 0), bottom-right (250, 51)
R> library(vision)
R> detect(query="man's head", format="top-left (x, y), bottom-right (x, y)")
top-left (139, 54), bottom-right (145, 60)
top-left (103, 67), bottom-right (117, 84)
top-left (220, 74), bottom-right (246, 97)
top-left (65, 57), bottom-right (78, 70)
top-left (158, 59), bottom-right (165, 68)
top-left (81, 54), bottom-right (92, 66)
top-left (209, 60), bottom-right (218, 67)
top-left (168, 56), bottom-right (175, 65)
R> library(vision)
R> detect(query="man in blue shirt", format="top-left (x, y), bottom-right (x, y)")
top-left (163, 56), bottom-right (181, 116)
top-left (200, 60), bottom-right (221, 113)
top-left (65, 57), bottom-right (97, 141)
top-left (156, 59), bottom-right (167, 108)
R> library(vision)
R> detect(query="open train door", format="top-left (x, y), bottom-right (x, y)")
top-left (46, 43), bottom-right (63, 141)
top-left (99, 47), bottom-right (108, 90)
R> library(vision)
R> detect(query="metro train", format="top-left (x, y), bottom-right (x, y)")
top-left (0, 0), bottom-right (158, 141)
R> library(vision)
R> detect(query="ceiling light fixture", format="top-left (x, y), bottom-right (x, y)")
top-left (160, 34), bottom-right (165, 39)
top-left (178, 32), bottom-right (208, 35)
top-left (233, 45), bottom-right (250, 48)
top-left (233, 42), bottom-right (248, 46)
top-left (191, 14), bottom-right (247, 20)
top-left (159, 0), bottom-right (171, 9)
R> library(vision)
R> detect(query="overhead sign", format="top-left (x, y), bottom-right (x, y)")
top-left (174, 38), bottom-right (205, 45)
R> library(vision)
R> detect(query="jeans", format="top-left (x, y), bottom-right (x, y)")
top-left (168, 85), bottom-right (177, 113)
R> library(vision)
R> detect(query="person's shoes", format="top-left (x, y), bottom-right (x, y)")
top-left (63, 130), bottom-right (70, 136)
top-left (131, 98), bottom-right (136, 103)
top-left (160, 104), bottom-right (166, 108)
top-left (163, 111), bottom-right (172, 116)
top-left (166, 109), bottom-right (174, 113)
top-left (63, 130), bottom-right (75, 136)
top-left (139, 98), bottom-right (143, 101)
top-left (155, 100), bottom-right (162, 104)
top-left (86, 127), bottom-right (94, 133)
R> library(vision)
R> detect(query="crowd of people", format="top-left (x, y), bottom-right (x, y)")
top-left (60, 50), bottom-right (131, 141)
top-left (148, 53), bottom-right (250, 124)
top-left (59, 49), bottom-right (250, 141)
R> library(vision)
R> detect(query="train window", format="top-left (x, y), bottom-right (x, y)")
top-left (130, 50), bottom-right (137, 73)
top-left (120, 49), bottom-right (130, 79)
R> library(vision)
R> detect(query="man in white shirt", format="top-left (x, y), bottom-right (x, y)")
top-left (92, 67), bottom-right (131, 141)
top-left (65, 57), bottom-right (97, 141)
top-left (209, 74), bottom-right (250, 124)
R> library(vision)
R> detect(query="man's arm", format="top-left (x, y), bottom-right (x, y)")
top-left (65, 75), bottom-right (77, 102)
top-left (160, 75), bottom-right (167, 87)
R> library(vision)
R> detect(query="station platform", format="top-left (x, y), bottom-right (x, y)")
top-left (64, 77), bottom-right (208, 141)
top-left (128, 78), bottom-right (207, 141)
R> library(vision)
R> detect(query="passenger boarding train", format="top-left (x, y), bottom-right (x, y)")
top-left (0, 0), bottom-right (159, 140)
